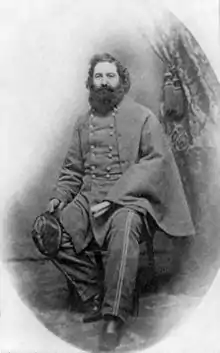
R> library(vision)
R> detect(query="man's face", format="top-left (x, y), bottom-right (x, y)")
top-left (93, 62), bottom-right (120, 89)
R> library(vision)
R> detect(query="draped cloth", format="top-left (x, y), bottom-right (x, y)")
top-left (144, 11), bottom-right (220, 232)
top-left (138, 10), bottom-right (220, 289)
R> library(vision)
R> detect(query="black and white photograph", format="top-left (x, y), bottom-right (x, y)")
top-left (1, 0), bottom-right (220, 352)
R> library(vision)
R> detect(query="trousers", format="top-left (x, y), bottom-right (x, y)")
top-left (51, 206), bottom-right (152, 322)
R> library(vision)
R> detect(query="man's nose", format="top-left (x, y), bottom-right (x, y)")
top-left (101, 76), bottom-right (108, 85)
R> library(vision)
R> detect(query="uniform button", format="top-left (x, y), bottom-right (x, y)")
top-left (106, 174), bottom-right (110, 178)
top-left (90, 124), bottom-right (93, 129)
top-left (108, 153), bottom-right (113, 158)
top-left (106, 166), bottom-right (111, 171)
top-left (109, 131), bottom-right (113, 136)
top-left (92, 174), bottom-right (96, 179)
top-left (109, 146), bottom-right (113, 151)
top-left (91, 145), bottom-right (95, 149)
top-left (110, 123), bottom-right (114, 128)
top-left (91, 165), bottom-right (95, 170)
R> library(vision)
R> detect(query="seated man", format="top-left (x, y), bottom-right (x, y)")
top-left (41, 53), bottom-right (195, 351)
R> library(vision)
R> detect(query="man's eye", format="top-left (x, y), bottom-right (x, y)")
top-left (107, 74), bottom-right (115, 78)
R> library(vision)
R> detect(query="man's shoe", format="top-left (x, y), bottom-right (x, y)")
top-left (99, 315), bottom-right (124, 351)
top-left (83, 293), bottom-right (102, 323)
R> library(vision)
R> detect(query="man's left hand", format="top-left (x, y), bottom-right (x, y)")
top-left (91, 201), bottom-right (111, 218)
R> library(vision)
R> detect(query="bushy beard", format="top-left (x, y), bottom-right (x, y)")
top-left (88, 84), bottom-right (125, 116)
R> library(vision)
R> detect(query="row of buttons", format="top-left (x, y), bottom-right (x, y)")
top-left (90, 152), bottom-right (113, 159)
top-left (91, 164), bottom-right (112, 179)
top-left (90, 123), bottom-right (114, 129)
top-left (89, 122), bottom-right (114, 136)
top-left (91, 165), bottom-right (112, 171)
top-left (92, 174), bottom-right (111, 179)
top-left (89, 110), bottom-right (117, 181)
top-left (91, 145), bottom-right (113, 151)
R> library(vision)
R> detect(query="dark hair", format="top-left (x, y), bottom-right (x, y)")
top-left (86, 53), bottom-right (131, 93)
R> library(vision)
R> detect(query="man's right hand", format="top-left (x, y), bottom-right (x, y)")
top-left (46, 199), bottom-right (65, 214)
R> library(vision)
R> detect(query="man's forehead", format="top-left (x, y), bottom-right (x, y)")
top-left (93, 61), bottom-right (118, 74)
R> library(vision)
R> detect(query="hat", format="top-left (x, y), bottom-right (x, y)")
top-left (32, 211), bottom-right (62, 257)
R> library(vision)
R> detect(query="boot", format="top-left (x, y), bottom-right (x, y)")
top-left (99, 315), bottom-right (124, 351)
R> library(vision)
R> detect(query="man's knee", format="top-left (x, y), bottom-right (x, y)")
top-left (110, 208), bottom-right (143, 235)
top-left (106, 208), bottom-right (143, 249)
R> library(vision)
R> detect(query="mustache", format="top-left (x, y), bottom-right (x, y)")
top-left (93, 85), bottom-right (115, 92)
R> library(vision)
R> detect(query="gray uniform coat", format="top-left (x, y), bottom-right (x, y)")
top-left (53, 96), bottom-right (195, 251)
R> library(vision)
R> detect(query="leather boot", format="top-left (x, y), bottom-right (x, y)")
top-left (99, 315), bottom-right (124, 351)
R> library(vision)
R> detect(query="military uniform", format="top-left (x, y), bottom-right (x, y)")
top-left (50, 95), bottom-right (195, 321)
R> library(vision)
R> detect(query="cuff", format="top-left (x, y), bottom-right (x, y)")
top-left (52, 189), bottom-right (73, 206)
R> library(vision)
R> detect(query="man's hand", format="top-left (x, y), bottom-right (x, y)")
top-left (46, 198), bottom-right (65, 214)
top-left (91, 201), bottom-right (111, 218)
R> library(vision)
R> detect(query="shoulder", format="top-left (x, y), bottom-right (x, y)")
top-left (122, 97), bottom-right (164, 138)
top-left (119, 95), bottom-right (155, 124)
top-left (72, 111), bottom-right (90, 130)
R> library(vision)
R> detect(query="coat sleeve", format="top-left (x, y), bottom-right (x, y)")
top-left (52, 125), bottom-right (84, 206)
